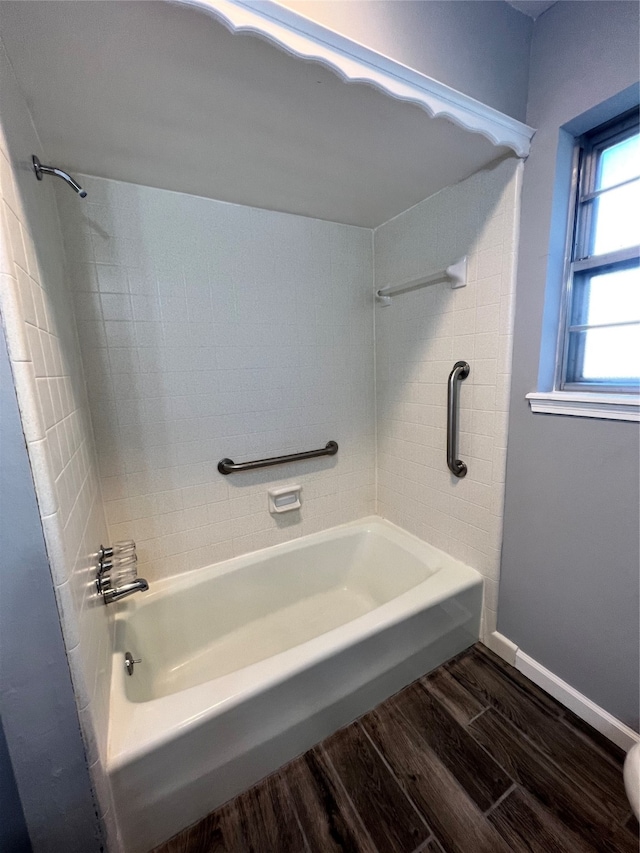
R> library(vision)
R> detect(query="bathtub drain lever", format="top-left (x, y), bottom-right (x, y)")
top-left (124, 652), bottom-right (141, 676)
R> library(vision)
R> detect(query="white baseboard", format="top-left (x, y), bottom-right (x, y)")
top-left (484, 631), bottom-right (639, 753)
top-left (515, 649), bottom-right (639, 753)
top-left (483, 630), bottom-right (518, 666)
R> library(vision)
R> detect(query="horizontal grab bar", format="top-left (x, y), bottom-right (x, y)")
top-left (218, 441), bottom-right (338, 475)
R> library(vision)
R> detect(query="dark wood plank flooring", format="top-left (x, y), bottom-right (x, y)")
top-left (152, 644), bottom-right (638, 853)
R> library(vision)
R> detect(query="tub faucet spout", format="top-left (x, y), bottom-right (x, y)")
top-left (103, 578), bottom-right (149, 605)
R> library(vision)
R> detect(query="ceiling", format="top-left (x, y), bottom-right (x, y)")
top-left (506, 1), bottom-right (557, 20)
top-left (0, 1), bottom-right (515, 228)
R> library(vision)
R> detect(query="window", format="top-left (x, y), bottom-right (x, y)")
top-left (558, 109), bottom-right (640, 393)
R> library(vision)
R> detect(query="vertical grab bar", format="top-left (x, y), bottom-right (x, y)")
top-left (447, 361), bottom-right (470, 478)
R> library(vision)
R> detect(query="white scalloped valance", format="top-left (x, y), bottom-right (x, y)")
top-left (0, 0), bottom-right (536, 225)
top-left (184, 0), bottom-right (535, 157)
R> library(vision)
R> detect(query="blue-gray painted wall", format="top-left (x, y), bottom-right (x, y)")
top-left (0, 321), bottom-right (103, 851)
top-left (279, 0), bottom-right (533, 120)
top-left (500, 0), bottom-right (640, 730)
top-left (0, 717), bottom-right (30, 853)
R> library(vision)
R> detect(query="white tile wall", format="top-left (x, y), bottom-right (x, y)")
top-left (374, 157), bottom-right (522, 640)
top-left (54, 176), bottom-right (376, 582)
top-left (0, 40), bottom-right (117, 848)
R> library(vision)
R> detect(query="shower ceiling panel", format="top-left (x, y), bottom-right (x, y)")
top-left (1, 0), bottom-right (521, 227)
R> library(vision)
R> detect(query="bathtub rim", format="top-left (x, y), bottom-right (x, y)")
top-left (107, 515), bottom-right (482, 772)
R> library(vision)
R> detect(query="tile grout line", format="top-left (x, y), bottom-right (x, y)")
top-left (458, 650), bottom-right (630, 811)
top-left (464, 696), bottom-right (631, 828)
top-left (457, 659), bottom-right (636, 845)
top-left (556, 707), bottom-right (628, 772)
top-left (482, 781), bottom-right (517, 818)
top-left (620, 813), bottom-right (640, 836)
top-left (466, 706), bottom-right (489, 725)
top-left (394, 681), bottom-right (522, 817)
top-left (464, 709), bottom-right (519, 785)
top-left (418, 673), bottom-right (490, 731)
top-left (476, 643), bottom-right (624, 768)
top-left (488, 702), bottom-right (626, 814)
top-left (318, 744), bottom-right (382, 853)
top-left (371, 226), bottom-right (379, 516)
top-left (411, 835), bottom-right (438, 853)
top-left (357, 719), bottom-right (434, 838)
top-left (475, 646), bottom-right (565, 719)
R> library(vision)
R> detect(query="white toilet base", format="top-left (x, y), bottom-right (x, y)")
top-left (624, 742), bottom-right (640, 820)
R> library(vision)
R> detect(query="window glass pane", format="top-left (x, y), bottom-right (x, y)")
top-left (591, 179), bottom-right (640, 254)
top-left (577, 265), bottom-right (640, 327)
top-left (596, 132), bottom-right (640, 190)
top-left (563, 115), bottom-right (640, 390)
top-left (570, 324), bottom-right (640, 382)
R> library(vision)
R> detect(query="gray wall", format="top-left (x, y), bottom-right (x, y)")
top-left (0, 322), bottom-right (103, 852)
top-left (500, 1), bottom-right (640, 730)
top-left (279, 0), bottom-right (533, 120)
top-left (0, 717), bottom-right (30, 853)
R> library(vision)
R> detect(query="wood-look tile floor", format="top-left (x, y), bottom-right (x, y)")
top-left (153, 644), bottom-right (639, 853)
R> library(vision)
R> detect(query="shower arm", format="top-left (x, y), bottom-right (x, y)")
top-left (32, 155), bottom-right (87, 197)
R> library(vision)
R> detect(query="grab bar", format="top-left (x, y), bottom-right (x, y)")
top-left (218, 441), bottom-right (338, 475)
top-left (447, 361), bottom-right (470, 478)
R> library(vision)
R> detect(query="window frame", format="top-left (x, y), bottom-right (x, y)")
top-left (555, 108), bottom-right (640, 395)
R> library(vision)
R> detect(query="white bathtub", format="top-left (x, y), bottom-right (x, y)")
top-left (107, 517), bottom-right (482, 852)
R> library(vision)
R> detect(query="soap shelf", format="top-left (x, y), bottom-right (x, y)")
top-left (269, 484), bottom-right (302, 513)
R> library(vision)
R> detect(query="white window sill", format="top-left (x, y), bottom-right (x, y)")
top-left (526, 392), bottom-right (640, 422)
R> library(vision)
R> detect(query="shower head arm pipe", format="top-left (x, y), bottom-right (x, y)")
top-left (32, 155), bottom-right (87, 197)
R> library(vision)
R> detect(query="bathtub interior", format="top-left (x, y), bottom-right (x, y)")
top-left (115, 521), bottom-right (448, 702)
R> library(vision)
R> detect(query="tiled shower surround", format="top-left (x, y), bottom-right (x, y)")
top-left (375, 157), bottom-right (521, 639)
top-left (54, 160), bottom-right (521, 608)
top-left (54, 160), bottom-right (520, 629)
top-left (55, 178), bottom-right (376, 582)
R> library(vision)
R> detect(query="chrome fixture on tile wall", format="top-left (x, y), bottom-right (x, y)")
top-left (447, 361), bottom-right (470, 479)
top-left (97, 540), bottom-right (149, 604)
top-left (32, 154), bottom-right (87, 197)
top-left (218, 441), bottom-right (338, 475)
